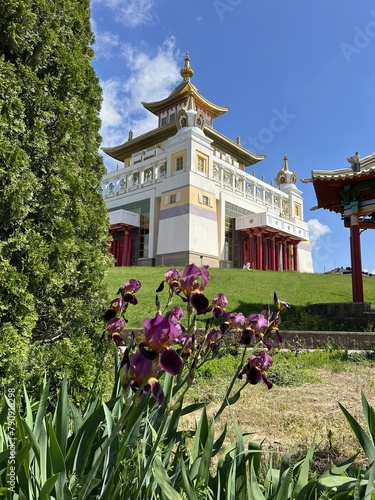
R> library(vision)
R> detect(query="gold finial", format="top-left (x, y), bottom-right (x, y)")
top-left (282, 153), bottom-right (289, 171)
top-left (180, 52), bottom-right (194, 82)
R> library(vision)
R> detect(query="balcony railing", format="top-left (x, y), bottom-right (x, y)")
top-left (101, 149), bottom-right (291, 217)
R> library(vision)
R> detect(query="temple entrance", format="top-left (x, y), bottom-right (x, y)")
top-left (109, 227), bottom-right (136, 266)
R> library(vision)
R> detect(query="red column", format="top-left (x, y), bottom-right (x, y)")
top-left (350, 215), bottom-right (364, 302)
top-left (275, 240), bottom-right (280, 271)
top-left (248, 233), bottom-right (255, 269)
top-left (262, 237), bottom-right (268, 270)
top-left (127, 235), bottom-right (133, 266)
top-left (293, 243), bottom-right (299, 271)
top-left (123, 231), bottom-right (130, 266)
top-left (256, 232), bottom-right (263, 270)
top-left (270, 238), bottom-right (276, 271)
top-left (282, 240), bottom-right (288, 271)
top-left (113, 238), bottom-right (118, 266)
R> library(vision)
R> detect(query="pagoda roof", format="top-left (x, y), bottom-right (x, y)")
top-left (102, 122), bottom-right (265, 166)
top-left (142, 52), bottom-right (228, 118)
top-left (302, 152), bottom-right (375, 213)
top-left (142, 80), bottom-right (229, 118)
top-left (205, 126), bottom-right (265, 166)
top-left (102, 123), bottom-right (176, 161)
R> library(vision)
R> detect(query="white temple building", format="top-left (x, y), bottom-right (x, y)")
top-left (101, 53), bottom-right (313, 272)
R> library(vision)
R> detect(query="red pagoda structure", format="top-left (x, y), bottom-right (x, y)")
top-left (303, 152), bottom-right (375, 302)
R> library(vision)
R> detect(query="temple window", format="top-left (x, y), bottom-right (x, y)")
top-left (198, 156), bottom-right (205, 173)
top-left (176, 156), bottom-right (184, 171)
top-left (294, 202), bottom-right (302, 218)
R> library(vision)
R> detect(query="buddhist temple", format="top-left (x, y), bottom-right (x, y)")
top-left (101, 53), bottom-right (313, 271)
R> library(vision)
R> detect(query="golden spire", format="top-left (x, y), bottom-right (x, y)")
top-left (180, 52), bottom-right (194, 82)
top-left (282, 153), bottom-right (289, 171)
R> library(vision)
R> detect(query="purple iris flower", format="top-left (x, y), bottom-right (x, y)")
top-left (179, 264), bottom-right (210, 299)
top-left (221, 312), bottom-right (245, 333)
top-left (211, 293), bottom-right (228, 318)
top-left (204, 329), bottom-right (221, 354)
top-left (243, 312), bottom-right (273, 349)
top-left (246, 312), bottom-right (268, 334)
top-left (178, 333), bottom-right (195, 357)
top-left (166, 306), bottom-right (184, 322)
top-left (107, 317), bottom-right (125, 346)
top-left (143, 313), bottom-right (181, 351)
top-left (164, 268), bottom-right (182, 287)
top-left (165, 306), bottom-right (186, 336)
top-left (103, 297), bottom-right (124, 321)
top-left (127, 351), bottom-right (165, 404)
top-left (119, 279), bottom-right (141, 305)
top-left (156, 268), bottom-right (182, 293)
top-left (238, 351), bottom-right (273, 389)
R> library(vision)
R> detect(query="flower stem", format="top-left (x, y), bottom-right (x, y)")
top-left (213, 346), bottom-right (248, 420)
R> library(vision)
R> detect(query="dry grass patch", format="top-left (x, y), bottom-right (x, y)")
top-left (182, 364), bottom-right (375, 471)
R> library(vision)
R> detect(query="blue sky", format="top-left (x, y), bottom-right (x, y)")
top-left (90, 0), bottom-right (375, 274)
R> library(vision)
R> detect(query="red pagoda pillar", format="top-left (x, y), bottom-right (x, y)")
top-left (282, 240), bottom-right (288, 271)
top-left (256, 231), bottom-right (263, 270)
top-left (123, 231), bottom-right (130, 266)
top-left (350, 214), bottom-right (364, 302)
top-left (246, 231), bottom-right (255, 269)
top-left (270, 237), bottom-right (276, 271)
top-left (262, 237), bottom-right (268, 271)
top-left (275, 240), bottom-right (281, 271)
top-left (293, 243), bottom-right (299, 271)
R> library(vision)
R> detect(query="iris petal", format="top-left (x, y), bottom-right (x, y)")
top-left (201, 265), bottom-right (210, 290)
top-left (149, 378), bottom-right (165, 405)
top-left (160, 348), bottom-right (183, 375)
top-left (247, 367), bottom-right (262, 385)
top-left (190, 292), bottom-right (209, 315)
top-left (262, 374), bottom-right (273, 390)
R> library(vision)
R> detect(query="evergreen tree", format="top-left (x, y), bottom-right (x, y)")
top-left (0, 0), bottom-right (112, 400)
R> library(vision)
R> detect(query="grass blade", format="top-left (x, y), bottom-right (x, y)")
top-left (55, 375), bottom-right (69, 455)
top-left (339, 402), bottom-right (375, 463)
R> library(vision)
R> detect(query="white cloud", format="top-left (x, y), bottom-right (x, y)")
top-left (307, 218), bottom-right (331, 249)
top-left (99, 38), bottom-right (181, 169)
top-left (93, 0), bottom-right (155, 27)
top-left (90, 18), bottom-right (120, 59)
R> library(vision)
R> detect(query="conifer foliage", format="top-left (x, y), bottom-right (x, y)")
top-left (0, 0), bottom-right (111, 395)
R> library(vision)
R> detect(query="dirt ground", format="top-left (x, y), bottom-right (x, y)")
top-left (183, 365), bottom-right (375, 470)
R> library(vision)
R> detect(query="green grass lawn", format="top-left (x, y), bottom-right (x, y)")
top-left (105, 266), bottom-right (375, 330)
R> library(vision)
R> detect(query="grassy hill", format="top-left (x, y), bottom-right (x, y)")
top-left (105, 267), bottom-right (375, 330)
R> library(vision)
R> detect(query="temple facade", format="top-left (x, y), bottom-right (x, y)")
top-left (101, 54), bottom-right (313, 272)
